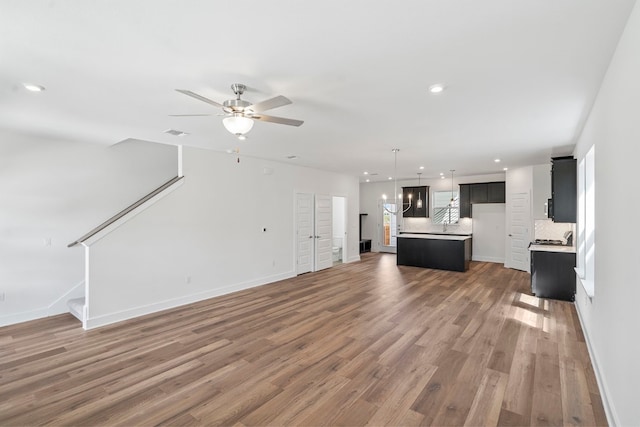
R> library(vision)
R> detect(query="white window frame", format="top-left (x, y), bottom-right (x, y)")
top-left (576, 145), bottom-right (595, 297)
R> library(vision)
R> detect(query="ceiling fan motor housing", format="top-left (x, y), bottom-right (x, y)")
top-left (223, 98), bottom-right (252, 114)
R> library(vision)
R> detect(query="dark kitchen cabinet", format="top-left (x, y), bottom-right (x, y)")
top-left (402, 186), bottom-right (428, 217)
top-left (530, 249), bottom-right (576, 301)
top-left (459, 184), bottom-right (471, 218)
top-left (397, 236), bottom-right (472, 272)
top-left (470, 183), bottom-right (488, 203)
top-left (488, 182), bottom-right (506, 203)
top-left (551, 156), bottom-right (576, 223)
top-left (459, 181), bottom-right (505, 217)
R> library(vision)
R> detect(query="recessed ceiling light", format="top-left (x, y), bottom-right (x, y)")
top-left (439, 172), bottom-right (444, 176)
top-left (494, 158), bottom-right (501, 163)
top-left (363, 171), bottom-right (369, 175)
top-left (23, 83), bottom-right (45, 92)
top-left (419, 166), bottom-right (425, 170)
top-left (366, 179), bottom-right (370, 183)
top-left (428, 84), bottom-right (445, 94)
top-left (388, 177), bottom-right (393, 180)
top-left (441, 176), bottom-right (445, 179)
top-left (503, 167), bottom-right (508, 171)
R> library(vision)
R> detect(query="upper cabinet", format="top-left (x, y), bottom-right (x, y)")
top-left (459, 181), bottom-right (506, 218)
top-left (402, 186), bottom-right (429, 217)
top-left (459, 184), bottom-right (471, 218)
top-left (550, 156), bottom-right (577, 223)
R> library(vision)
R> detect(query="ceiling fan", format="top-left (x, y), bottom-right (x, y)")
top-left (174, 83), bottom-right (303, 138)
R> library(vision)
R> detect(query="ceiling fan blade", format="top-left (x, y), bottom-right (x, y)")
top-left (175, 89), bottom-right (224, 108)
top-left (169, 114), bottom-right (212, 117)
top-left (246, 95), bottom-right (292, 112)
top-left (253, 114), bottom-right (304, 127)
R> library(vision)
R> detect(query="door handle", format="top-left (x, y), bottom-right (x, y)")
top-left (309, 236), bottom-right (313, 239)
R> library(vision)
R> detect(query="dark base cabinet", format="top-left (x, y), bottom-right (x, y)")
top-left (359, 239), bottom-right (371, 253)
top-left (397, 237), bottom-right (471, 272)
top-left (530, 250), bottom-right (576, 301)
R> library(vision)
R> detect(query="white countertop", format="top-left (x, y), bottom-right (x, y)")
top-left (398, 233), bottom-right (472, 241)
top-left (529, 244), bottom-right (576, 253)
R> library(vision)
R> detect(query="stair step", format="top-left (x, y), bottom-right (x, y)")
top-left (67, 298), bottom-right (86, 322)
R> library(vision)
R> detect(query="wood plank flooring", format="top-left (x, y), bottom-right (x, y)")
top-left (0, 253), bottom-right (606, 426)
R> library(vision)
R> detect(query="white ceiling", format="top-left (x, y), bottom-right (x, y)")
top-left (1, 0), bottom-right (635, 182)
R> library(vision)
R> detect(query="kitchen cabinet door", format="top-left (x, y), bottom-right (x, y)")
top-left (470, 183), bottom-right (488, 203)
top-left (551, 157), bottom-right (576, 223)
top-left (402, 187), bottom-right (415, 217)
top-left (402, 186), bottom-right (428, 217)
top-left (488, 182), bottom-right (506, 203)
top-left (459, 184), bottom-right (471, 217)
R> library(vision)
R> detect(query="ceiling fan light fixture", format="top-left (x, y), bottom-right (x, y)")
top-left (223, 114), bottom-right (254, 136)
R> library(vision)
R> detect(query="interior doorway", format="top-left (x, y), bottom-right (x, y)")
top-left (379, 200), bottom-right (398, 253)
top-left (332, 196), bottom-right (347, 265)
top-left (296, 193), bottom-right (342, 274)
top-left (505, 192), bottom-right (531, 271)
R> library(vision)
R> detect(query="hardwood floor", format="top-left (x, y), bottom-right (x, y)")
top-left (0, 253), bottom-right (606, 426)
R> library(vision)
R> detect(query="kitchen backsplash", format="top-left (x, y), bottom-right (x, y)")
top-left (534, 219), bottom-right (575, 241)
top-left (402, 217), bottom-right (473, 234)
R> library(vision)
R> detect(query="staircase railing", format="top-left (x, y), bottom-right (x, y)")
top-left (67, 176), bottom-right (184, 248)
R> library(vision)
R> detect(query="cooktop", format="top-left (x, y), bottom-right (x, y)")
top-left (533, 239), bottom-right (564, 246)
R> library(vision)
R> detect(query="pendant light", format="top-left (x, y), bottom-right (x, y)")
top-left (382, 149), bottom-right (412, 215)
top-left (449, 169), bottom-right (456, 206)
top-left (416, 172), bottom-right (423, 209)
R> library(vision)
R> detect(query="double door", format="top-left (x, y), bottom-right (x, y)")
top-left (296, 193), bottom-right (333, 275)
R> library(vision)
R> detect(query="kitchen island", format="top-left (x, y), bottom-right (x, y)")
top-left (397, 233), bottom-right (472, 272)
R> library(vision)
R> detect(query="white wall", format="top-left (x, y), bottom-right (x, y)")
top-left (573, 2), bottom-right (640, 425)
top-left (84, 146), bottom-right (360, 328)
top-left (359, 173), bottom-right (505, 252)
top-left (0, 133), bottom-right (177, 326)
top-left (532, 163), bottom-right (551, 220)
top-left (471, 204), bottom-right (506, 263)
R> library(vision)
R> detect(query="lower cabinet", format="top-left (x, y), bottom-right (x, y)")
top-left (397, 237), bottom-right (471, 272)
top-left (530, 250), bottom-right (576, 301)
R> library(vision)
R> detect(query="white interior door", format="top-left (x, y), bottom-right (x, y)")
top-left (296, 193), bottom-right (313, 274)
top-left (315, 194), bottom-right (333, 271)
top-left (506, 192), bottom-right (531, 271)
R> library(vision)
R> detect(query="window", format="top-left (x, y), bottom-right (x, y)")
top-left (576, 145), bottom-right (595, 297)
top-left (433, 191), bottom-right (459, 224)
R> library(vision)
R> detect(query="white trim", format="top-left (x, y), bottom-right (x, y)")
top-left (178, 145), bottom-right (183, 177)
top-left (0, 308), bottom-right (48, 327)
top-left (472, 256), bottom-right (505, 263)
top-left (345, 255), bottom-right (361, 263)
top-left (0, 280), bottom-right (86, 327)
top-left (574, 301), bottom-right (618, 427)
top-left (84, 270), bottom-right (295, 330)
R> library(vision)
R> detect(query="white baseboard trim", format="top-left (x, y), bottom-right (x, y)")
top-left (0, 280), bottom-right (87, 327)
top-left (345, 255), bottom-right (361, 263)
top-left (574, 302), bottom-right (618, 427)
top-left (85, 270), bottom-right (296, 330)
top-left (0, 308), bottom-right (49, 327)
top-left (472, 256), bottom-right (505, 263)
